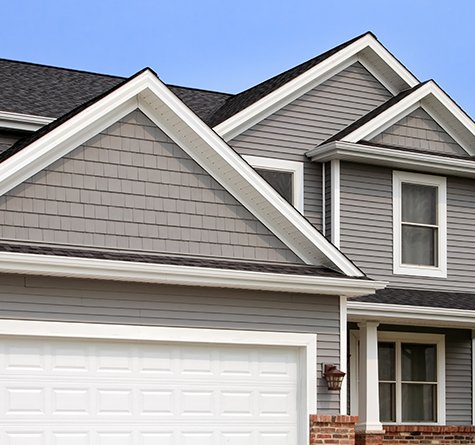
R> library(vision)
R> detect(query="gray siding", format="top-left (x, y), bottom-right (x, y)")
top-left (230, 62), bottom-right (392, 229)
top-left (0, 110), bottom-right (301, 264)
top-left (340, 161), bottom-right (475, 292)
top-left (370, 108), bottom-right (467, 156)
top-left (0, 273), bottom-right (341, 413)
top-left (376, 325), bottom-right (472, 425)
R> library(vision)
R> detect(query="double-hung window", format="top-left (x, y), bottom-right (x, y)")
top-left (378, 332), bottom-right (445, 424)
top-left (393, 171), bottom-right (447, 277)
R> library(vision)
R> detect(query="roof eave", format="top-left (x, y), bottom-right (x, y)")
top-left (0, 251), bottom-right (386, 297)
top-left (306, 140), bottom-right (475, 178)
top-left (348, 300), bottom-right (475, 328)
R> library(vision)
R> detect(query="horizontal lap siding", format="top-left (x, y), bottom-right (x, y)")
top-left (340, 161), bottom-right (475, 292)
top-left (370, 108), bottom-right (467, 156)
top-left (0, 110), bottom-right (301, 264)
top-left (230, 63), bottom-right (392, 230)
top-left (378, 325), bottom-right (472, 425)
top-left (0, 273), bottom-right (341, 413)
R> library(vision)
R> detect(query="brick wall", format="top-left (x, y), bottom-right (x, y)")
top-left (310, 415), bottom-right (357, 445)
top-left (383, 425), bottom-right (475, 444)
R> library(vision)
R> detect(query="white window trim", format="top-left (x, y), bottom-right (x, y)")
top-left (393, 170), bottom-right (447, 278)
top-left (243, 155), bottom-right (304, 212)
top-left (350, 330), bottom-right (446, 425)
top-left (0, 319), bottom-right (317, 445)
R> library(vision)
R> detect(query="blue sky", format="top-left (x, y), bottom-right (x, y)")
top-left (2, 1), bottom-right (475, 116)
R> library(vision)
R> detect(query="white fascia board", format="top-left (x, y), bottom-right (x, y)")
top-left (0, 70), bottom-right (363, 276)
top-left (339, 81), bottom-right (475, 155)
top-left (0, 251), bottom-right (386, 297)
top-left (0, 111), bottom-right (54, 131)
top-left (307, 141), bottom-right (475, 178)
top-left (213, 34), bottom-right (418, 141)
top-left (348, 301), bottom-right (475, 328)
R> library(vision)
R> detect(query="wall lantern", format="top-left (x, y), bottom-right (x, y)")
top-left (323, 364), bottom-right (346, 391)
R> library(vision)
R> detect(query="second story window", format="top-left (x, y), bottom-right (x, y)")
top-left (393, 171), bottom-right (447, 278)
top-left (243, 156), bottom-right (304, 213)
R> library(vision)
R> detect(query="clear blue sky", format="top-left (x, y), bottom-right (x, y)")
top-left (2, 1), bottom-right (475, 116)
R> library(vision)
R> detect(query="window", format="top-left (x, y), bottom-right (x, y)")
top-left (393, 171), bottom-right (447, 277)
top-left (243, 155), bottom-right (304, 212)
top-left (378, 332), bottom-right (445, 424)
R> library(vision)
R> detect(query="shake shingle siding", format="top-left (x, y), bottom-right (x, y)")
top-left (0, 110), bottom-right (302, 264)
top-left (370, 107), bottom-right (467, 156)
top-left (340, 161), bottom-right (475, 291)
top-left (229, 62), bottom-right (392, 230)
top-left (0, 273), bottom-right (341, 413)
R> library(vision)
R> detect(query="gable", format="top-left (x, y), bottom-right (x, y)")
top-left (0, 110), bottom-right (302, 264)
top-left (229, 62), bottom-right (392, 229)
top-left (369, 107), bottom-right (467, 156)
top-left (230, 63), bottom-right (392, 155)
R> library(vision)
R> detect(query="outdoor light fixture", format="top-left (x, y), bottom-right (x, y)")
top-left (323, 364), bottom-right (346, 391)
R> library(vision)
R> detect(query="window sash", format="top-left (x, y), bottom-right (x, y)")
top-left (378, 340), bottom-right (439, 424)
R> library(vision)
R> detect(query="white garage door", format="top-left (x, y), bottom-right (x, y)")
top-left (0, 336), bottom-right (301, 445)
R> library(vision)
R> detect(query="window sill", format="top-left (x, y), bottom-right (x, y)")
top-left (393, 264), bottom-right (447, 278)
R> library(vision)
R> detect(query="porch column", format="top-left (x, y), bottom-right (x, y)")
top-left (357, 321), bottom-right (383, 432)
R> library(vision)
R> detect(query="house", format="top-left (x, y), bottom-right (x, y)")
top-left (0, 32), bottom-right (474, 445)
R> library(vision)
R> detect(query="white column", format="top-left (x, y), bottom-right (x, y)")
top-left (357, 321), bottom-right (383, 432)
top-left (330, 159), bottom-right (340, 248)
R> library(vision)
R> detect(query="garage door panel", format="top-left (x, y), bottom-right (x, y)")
top-left (0, 337), bottom-right (301, 444)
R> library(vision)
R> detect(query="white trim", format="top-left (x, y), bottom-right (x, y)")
top-left (307, 141), bottom-right (475, 179)
top-left (378, 331), bottom-right (446, 425)
top-left (331, 159), bottom-right (341, 248)
top-left (348, 301), bottom-right (475, 328)
top-left (340, 295), bottom-right (348, 415)
top-left (472, 330), bottom-right (475, 426)
top-left (393, 171), bottom-right (447, 278)
top-left (0, 251), bottom-right (386, 297)
top-left (214, 33), bottom-right (418, 141)
top-left (0, 318), bottom-right (317, 445)
top-left (338, 81), bottom-right (475, 156)
top-left (0, 111), bottom-right (54, 131)
top-left (0, 70), bottom-right (364, 276)
top-left (357, 321), bottom-right (383, 432)
top-left (322, 163), bottom-right (326, 236)
top-left (242, 155), bottom-right (304, 212)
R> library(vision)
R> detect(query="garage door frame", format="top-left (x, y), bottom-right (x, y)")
top-left (0, 318), bottom-right (317, 444)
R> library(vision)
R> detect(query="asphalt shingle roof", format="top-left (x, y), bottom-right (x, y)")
top-left (0, 58), bottom-right (231, 123)
top-left (207, 32), bottom-right (374, 127)
top-left (0, 242), bottom-right (356, 278)
top-left (352, 288), bottom-right (475, 311)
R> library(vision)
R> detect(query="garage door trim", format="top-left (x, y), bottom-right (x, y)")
top-left (0, 318), bottom-right (317, 444)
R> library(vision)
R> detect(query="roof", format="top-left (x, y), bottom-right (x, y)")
top-left (0, 242), bottom-right (353, 278)
top-left (320, 82), bottom-right (427, 145)
top-left (0, 58), bottom-right (231, 123)
top-left (351, 287), bottom-right (475, 311)
top-left (207, 32), bottom-right (375, 127)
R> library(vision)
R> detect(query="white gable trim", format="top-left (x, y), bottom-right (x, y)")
top-left (0, 111), bottom-right (54, 131)
top-left (340, 81), bottom-right (475, 155)
top-left (0, 70), bottom-right (363, 276)
top-left (0, 251), bottom-right (385, 297)
top-left (213, 33), bottom-right (418, 141)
